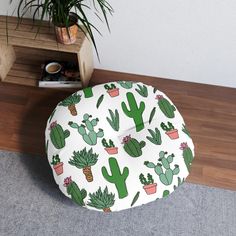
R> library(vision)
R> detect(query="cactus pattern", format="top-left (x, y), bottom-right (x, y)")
top-left (68, 148), bottom-right (99, 182)
top-left (102, 157), bottom-right (129, 199)
top-left (163, 190), bottom-right (170, 197)
top-left (87, 187), bottom-right (115, 212)
top-left (68, 113), bottom-right (104, 146)
top-left (144, 151), bottom-right (180, 186)
top-left (180, 142), bottom-right (194, 172)
top-left (106, 109), bottom-right (120, 131)
top-left (146, 128), bottom-right (162, 145)
top-left (156, 95), bottom-right (176, 118)
top-left (64, 177), bottom-right (87, 206)
top-left (121, 92), bottom-right (145, 132)
top-left (122, 135), bottom-right (146, 157)
top-left (49, 121), bottom-right (70, 149)
top-left (59, 93), bottom-right (81, 116)
top-left (117, 81), bottom-right (133, 89)
top-left (135, 84), bottom-right (148, 97)
top-left (83, 87), bottom-right (93, 98)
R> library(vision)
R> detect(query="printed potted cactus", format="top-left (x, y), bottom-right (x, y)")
top-left (68, 147), bottom-right (99, 182)
top-left (139, 173), bottom-right (157, 195)
top-left (122, 135), bottom-right (146, 157)
top-left (87, 186), bottom-right (115, 212)
top-left (144, 151), bottom-right (180, 186)
top-left (161, 122), bottom-right (179, 140)
top-left (59, 93), bottom-right (81, 116)
top-left (104, 84), bottom-right (119, 97)
top-left (102, 138), bottom-right (118, 154)
top-left (63, 176), bottom-right (87, 206)
top-left (180, 142), bottom-right (194, 172)
top-left (49, 121), bottom-right (70, 149)
top-left (156, 95), bottom-right (176, 118)
top-left (51, 154), bottom-right (63, 175)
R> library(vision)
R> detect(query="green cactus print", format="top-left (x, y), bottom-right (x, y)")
top-left (130, 191), bottom-right (140, 207)
top-left (121, 92), bottom-right (145, 132)
top-left (122, 135), bottom-right (146, 157)
top-left (87, 187), bottom-right (115, 212)
top-left (59, 93), bottom-right (81, 116)
top-left (156, 95), bottom-right (176, 118)
top-left (49, 121), bottom-right (70, 149)
top-left (46, 81), bottom-right (194, 211)
top-left (83, 87), bottom-right (93, 98)
top-left (163, 190), bottom-right (170, 197)
top-left (149, 107), bottom-right (156, 124)
top-left (144, 151), bottom-right (180, 186)
top-left (180, 143), bottom-right (194, 172)
top-left (117, 81), bottom-right (133, 89)
top-left (102, 157), bottom-right (129, 199)
top-left (135, 84), bottom-right (148, 97)
top-left (106, 109), bottom-right (120, 131)
top-left (174, 177), bottom-right (185, 190)
top-left (96, 94), bottom-right (104, 108)
top-left (68, 148), bottom-right (99, 182)
top-left (68, 114), bottom-right (104, 146)
top-left (146, 128), bottom-right (162, 145)
top-left (64, 177), bottom-right (87, 206)
top-left (182, 124), bottom-right (191, 137)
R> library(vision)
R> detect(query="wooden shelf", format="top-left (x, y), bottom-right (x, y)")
top-left (0, 16), bottom-right (94, 87)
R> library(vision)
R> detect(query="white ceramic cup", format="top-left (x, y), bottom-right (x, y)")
top-left (45, 62), bottom-right (62, 74)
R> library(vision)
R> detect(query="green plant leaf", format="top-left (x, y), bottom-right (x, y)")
top-left (96, 94), bottom-right (104, 108)
top-left (131, 191), bottom-right (140, 207)
top-left (149, 107), bottom-right (156, 124)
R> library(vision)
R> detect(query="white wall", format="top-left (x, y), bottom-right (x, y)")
top-left (2, 1), bottom-right (236, 88)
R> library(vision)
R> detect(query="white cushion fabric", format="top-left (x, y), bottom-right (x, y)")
top-left (45, 81), bottom-right (194, 212)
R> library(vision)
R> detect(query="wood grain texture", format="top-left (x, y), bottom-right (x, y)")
top-left (0, 16), bottom-right (94, 87)
top-left (0, 16), bottom-right (85, 53)
top-left (0, 69), bottom-right (236, 191)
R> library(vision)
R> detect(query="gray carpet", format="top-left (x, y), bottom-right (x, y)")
top-left (0, 151), bottom-right (235, 236)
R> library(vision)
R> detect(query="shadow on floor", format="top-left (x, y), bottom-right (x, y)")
top-left (18, 89), bottom-right (73, 205)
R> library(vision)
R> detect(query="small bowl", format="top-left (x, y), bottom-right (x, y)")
top-left (45, 62), bottom-right (62, 74)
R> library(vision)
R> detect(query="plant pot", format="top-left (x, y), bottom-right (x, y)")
top-left (107, 88), bottom-right (119, 97)
top-left (53, 162), bottom-right (64, 175)
top-left (166, 129), bottom-right (179, 140)
top-left (143, 183), bottom-right (157, 195)
top-left (54, 24), bottom-right (78, 45)
top-left (104, 147), bottom-right (118, 155)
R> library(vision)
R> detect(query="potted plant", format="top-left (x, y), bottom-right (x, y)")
top-left (87, 186), bottom-right (115, 212)
top-left (68, 147), bottom-right (99, 182)
top-left (51, 154), bottom-right (63, 175)
top-left (161, 121), bottom-right (179, 140)
top-left (139, 173), bottom-right (157, 195)
top-left (104, 83), bottom-right (119, 97)
top-left (102, 138), bottom-right (118, 154)
top-left (12, 0), bottom-right (113, 54)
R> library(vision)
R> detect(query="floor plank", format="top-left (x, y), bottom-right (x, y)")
top-left (0, 69), bottom-right (236, 191)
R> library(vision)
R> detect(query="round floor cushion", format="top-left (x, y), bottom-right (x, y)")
top-left (45, 81), bottom-right (194, 212)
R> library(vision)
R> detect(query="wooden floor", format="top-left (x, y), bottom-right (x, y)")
top-left (1, 69), bottom-right (236, 191)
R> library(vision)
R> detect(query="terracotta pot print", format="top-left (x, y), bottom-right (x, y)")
top-left (104, 147), bottom-right (118, 155)
top-left (143, 183), bottom-right (157, 195)
top-left (53, 162), bottom-right (64, 175)
top-left (166, 129), bottom-right (179, 140)
top-left (107, 88), bottom-right (119, 97)
top-left (55, 24), bottom-right (78, 45)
